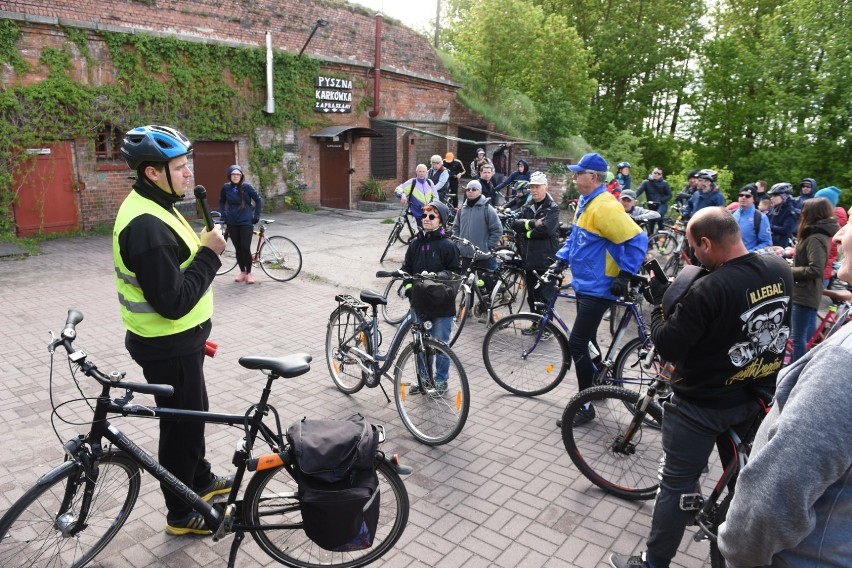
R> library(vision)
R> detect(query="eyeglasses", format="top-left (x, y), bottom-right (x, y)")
top-left (423, 213), bottom-right (440, 221)
top-left (466, 187), bottom-right (480, 192)
top-left (652, 172), bottom-right (662, 176)
top-left (739, 194), bottom-right (753, 198)
top-left (572, 170), bottom-right (594, 177)
top-left (431, 161), bottom-right (441, 164)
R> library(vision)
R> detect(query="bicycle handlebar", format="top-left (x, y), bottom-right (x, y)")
top-left (53, 309), bottom-right (174, 398)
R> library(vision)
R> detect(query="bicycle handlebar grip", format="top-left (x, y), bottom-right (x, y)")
top-left (194, 185), bottom-right (214, 231)
top-left (205, 340), bottom-right (218, 358)
top-left (376, 270), bottom-right (399, 278)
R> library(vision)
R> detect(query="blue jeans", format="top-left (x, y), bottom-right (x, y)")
top-left (412, 312), bottom-right (452, 383)
top-left (568, 294), bottom-right (613, 391)
top-left (646, 395), bottom-right (762, 567)
top-left (790, 303), bottom-right (816, 363)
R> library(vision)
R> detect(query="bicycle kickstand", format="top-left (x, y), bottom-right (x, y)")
top-left (377, 376), bottom-right (391, 403)
top-left (227, 530), bottom-right (245, 568)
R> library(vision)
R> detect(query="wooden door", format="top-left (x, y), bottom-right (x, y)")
top-left (13, 141), bottom-right (79, 237)
top-left (193, 141), bottom-right (237, 211)
top-left (319, 141), bottom-right (350, 209)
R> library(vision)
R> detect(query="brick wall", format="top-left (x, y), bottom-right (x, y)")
top-left (2, 1), bottom-right (491, 223)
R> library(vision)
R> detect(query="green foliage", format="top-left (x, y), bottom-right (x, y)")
top-left (358, 177), bottom-right (388, 200)
top-left (0, 21), bottom-right (320, 234)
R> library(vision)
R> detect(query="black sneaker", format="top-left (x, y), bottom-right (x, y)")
top-left (197, 474), bottom-right (234, 502)
top-left (435, 382), bottom-right (448, 396)
top-left (165, 511), bottom-right (212, 536)
top-left (520, 322), bottom-right (539, 335)
top-left (572, 405), bottom-right (596, 427)
top-left (609, 552), bottom-right (649, 568)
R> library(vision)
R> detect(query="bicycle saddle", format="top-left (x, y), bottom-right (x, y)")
top-left (360, 290), bottom-right (388, 306)
top-left (239, 353), bottom-right (312, 378)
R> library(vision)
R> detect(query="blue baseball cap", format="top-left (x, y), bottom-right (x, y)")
top-left (567, 152), bottom-right (609, 173)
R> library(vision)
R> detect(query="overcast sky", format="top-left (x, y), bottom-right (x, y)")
top-left (347, 0), bottom-right (438, 34)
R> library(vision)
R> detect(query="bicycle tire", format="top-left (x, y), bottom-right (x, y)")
top-left (709, 491), bottom-right (733, 568)
top-left (380, 222), bottom-right (402, 263)
top-left (489, 266), bottom-right (527, 323)
top-left (663, 253), bottom-right (684, 278)
top-left (216, 232), bottom-right (238, 275)
top-left (394, 338), bottom-right (470, 445)
top-left (259, 236), bottom-right (302, 282)
top-left (396, 217), bottom-right (415, 245)
top-left (448, 286), bottom-right (470, 347)
top-left (649, 230), bottom-right (677, 259)
top-left (245, 459), bottom-right (409, 568)
top-left (561, 385), bottom-right (664, 500)
top-left (482, 313), bottom-right (570, 397)
top-left (381, 277), bottom-right (410, 325)
top-left (610, 337), bottom-right (659, 394)
top-left (325, 306), bottom-right (372, 394)
top-left (0, 452), bottom-right (140, 568)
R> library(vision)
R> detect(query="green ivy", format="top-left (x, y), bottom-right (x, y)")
top-left (0, 22), bottom-right (322, 235)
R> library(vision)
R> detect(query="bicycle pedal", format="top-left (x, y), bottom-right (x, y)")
top-left (679, 493), bottom-right (704, 511)
top-left (213, 503), bottom-right (236, 541)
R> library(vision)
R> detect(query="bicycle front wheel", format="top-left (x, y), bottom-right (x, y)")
top-left (649, 230), bottom-right (677, 259)
top-left (245, 459), bottom-right (409, 568)
top-left (380, 222), bottom-right (402, 263)
top-left (561, 386), bottom-right (663, 500)
top-left (260, 236), bottom-right (302, 281)
top-left (381, 277), bottom-right (410, 325)
top-left (709, 491), bottom-right (734, 568)
top-left (489, 267), bottom-right (527, 323)
top-left (0, 452), bottom-right (141, 568)
top-left (482, 313), bottom-right (569, 396)
top-left (397, 217), bottom-right (416, 245)
top-left (325, 306), bottom-right (372, 394)
top-left (216, 232), bottom-right (238, 275)
top-left (394, 338), bottom-right (470, 445)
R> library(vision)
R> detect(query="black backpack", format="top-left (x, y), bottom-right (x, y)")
top-left (286, 414), bottom-right (381, 551)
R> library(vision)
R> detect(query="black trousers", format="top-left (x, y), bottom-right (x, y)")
top-left (228, 224), bottom-right (254, 273)
top-left (140, 350), bottom-right (214, 520)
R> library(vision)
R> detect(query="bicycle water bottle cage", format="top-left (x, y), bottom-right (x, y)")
top-left (679, 493), bottom-right (704, 511)
top-left (335, 294), bottom-right (369, 311)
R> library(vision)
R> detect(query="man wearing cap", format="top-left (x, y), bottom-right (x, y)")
top-left (675, 169), bottom-right (700, 209)
top-left (470, 148), bottom-right (492, 181)
top-left (620, 190), bottom-right (661, 230)
top-left (732, 184), bottom-right (772, 251)
top-left (683, 169), bottom-right (725, 220)
top-left (443, 152), bottom-right (465, 208)
top-left (511, 171), bottom-right (561, 331)
top-left (454, 179), bottom-right (503, 275)
top-left (401, 201), bottom-right (461, 393)
top-left (795, 177), bottom-right (817, 210)
top-left (552, 153), bottom-right (648, 427)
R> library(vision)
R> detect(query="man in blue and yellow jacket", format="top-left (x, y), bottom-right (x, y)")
top-left (554, 153), bottom-right (648, 427)
top-left (114, 125), bottom-right (231, 536)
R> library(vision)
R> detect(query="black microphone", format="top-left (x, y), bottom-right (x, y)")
top-left (194, 185), bottom-right (214, 231)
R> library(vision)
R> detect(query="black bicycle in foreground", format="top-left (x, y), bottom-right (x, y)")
top-left (0, 310), bottom-right (410, 568)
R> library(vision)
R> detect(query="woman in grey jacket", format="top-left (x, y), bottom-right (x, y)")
top-left (717, 215), bottom-right (852, 567)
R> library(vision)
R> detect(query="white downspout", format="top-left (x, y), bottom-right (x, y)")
top-left (264, 32), bottom-right (275, 114)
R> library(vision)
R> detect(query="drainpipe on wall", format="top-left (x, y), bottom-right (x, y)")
top-left (368, 14), bottom-right (383, 118)
top-left (264, 32), bottom-right (275, 114)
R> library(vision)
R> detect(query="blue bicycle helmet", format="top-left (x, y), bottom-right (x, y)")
top-left (617, 161), bottom-right (632, 169)
top-left (121, 125), bottom-right (193, 170)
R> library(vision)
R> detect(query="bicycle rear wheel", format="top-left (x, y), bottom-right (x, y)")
top-left (709, 491), bottom-right (734, 568)
top-left (664, 253), bottom-right (684, 278)
top-left (217, 232), bottom-right (238, 275)
top-left (394, 338), bottom-right (470, 445)
top-left (381, 277), bottom-right (410, 325)
top-left (482, 313), bottom-right (569, 396)
top-left (0, 452), bottom-right (141, 568)
top-left (448, 286), bottom-right (470, 347)
top-left (489, 267), bottom-right (527, 323)
top-left (397, 217), bottom-right (416, 245)
top-left (245, 459), bottom-right (409, 568)
top-left (260, 236), bottom-right (302, 281)
top-left (649, 230), bottom-right (677, 259)
top-left (561, 386), bottom-right (663, 500)
top-left (325, 306), bottom-right (372, 394)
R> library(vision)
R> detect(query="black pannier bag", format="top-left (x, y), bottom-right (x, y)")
top-left (286, 414), bottom-right (381, 551)
top-left (411, 279), bottom-right (456, 318)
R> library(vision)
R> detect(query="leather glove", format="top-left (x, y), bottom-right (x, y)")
top-left (548, 259), bottom-right (567, 273)
top-left (252, 217), bottom-right (260, 224)
top-left (610, 270), bottom-right (632, 298)
top-left (436, 270), bottom-right (451, 280)
top-left (511, 219), bottom-right (527, 232)
top-left (642, 276), bottom-right (670, 305)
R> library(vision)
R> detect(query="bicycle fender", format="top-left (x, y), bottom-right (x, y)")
top-left (37, 460), bottom-right (81, 487)
top-left (382, 453), bottom-right (412, 476)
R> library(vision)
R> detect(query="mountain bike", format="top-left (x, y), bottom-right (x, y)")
top-left (214, 213), bottom-right (302, 282)
top-left (0, 309), bottom-right (410, 568)
top-left (649, 220), bottom-right (691, 278)
top-left (325, 272), bottom-right (470, 446)
top-left (481, 267), bottom-right (657, 398)
top-left (561, 376), bottom-right (771, 568)
top-left (379, 207), bottom-right (417, 263)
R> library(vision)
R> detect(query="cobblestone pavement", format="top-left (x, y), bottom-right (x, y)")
top-left (0, 209), bottom-right (713, 567)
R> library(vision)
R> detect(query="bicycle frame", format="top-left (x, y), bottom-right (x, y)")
top-left (337, 304), bottom-right (424, 380)
top-left (530, 283), bottom-right (654, 388)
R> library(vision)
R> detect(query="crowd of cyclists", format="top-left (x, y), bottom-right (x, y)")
top-left (388, 148), bottom-right (850, 568)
